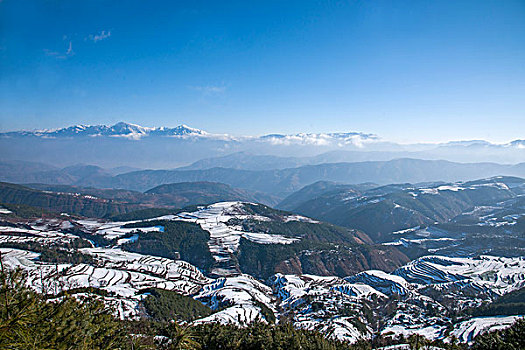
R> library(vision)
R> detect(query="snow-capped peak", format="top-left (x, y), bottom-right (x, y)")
top-left (0, 122), bottom-right (376, 146)
top-left (1, 122), bottom-right (208, 140)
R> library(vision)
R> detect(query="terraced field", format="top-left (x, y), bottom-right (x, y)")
top-left (1, 201), bottom-right (524, 344)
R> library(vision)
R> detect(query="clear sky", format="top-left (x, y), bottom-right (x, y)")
top-left (1, 0), bottom-right (524, 143)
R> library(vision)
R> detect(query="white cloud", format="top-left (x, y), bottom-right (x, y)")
top-left (88, 30), bottom-right (111, 43)
top-left (257, 132), bottom-right (379, 147)
top-left (66, 41), bottom-right (73, 55)
top-left (189, 85), bottom-right (227, 94)
top-left (43, 41), bottom-right (74, 59)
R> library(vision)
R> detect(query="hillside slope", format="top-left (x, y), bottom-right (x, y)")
top-left (0, 182), bottom-right (140, 217)
top-left (3, 159), bottom-right (525, 198)
top-left (26, 181), bottom-right (279, 208)
top-left (145, 181), bottom-right (279, 207)
top-left (286, 176), bottom-right (525, 243)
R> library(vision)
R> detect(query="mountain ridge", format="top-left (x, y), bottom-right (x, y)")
top-left (281, 175), bottom-right (525, 245)
top-left (0, 122), bottom-right (207, 140)
top-left (2, 122), bottom-right (524, 167)
top-left (3, 121), bottom-right (524, 148)
top-left (2, 158), bottom-right (525, 198)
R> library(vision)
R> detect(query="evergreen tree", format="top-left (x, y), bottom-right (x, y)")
top-left (0, 266), bottom-right (127, 349)
top-left (160, 322), bottom-right (201, 350)
top-left (472, 319), bottom-right (525, 350)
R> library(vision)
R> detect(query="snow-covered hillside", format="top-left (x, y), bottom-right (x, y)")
top-left (166, 202), bottom-right (299, 275)
top-left (0, 201), bottom-right (523, 344)
top-left (394, 255), bottom-right (525, 294)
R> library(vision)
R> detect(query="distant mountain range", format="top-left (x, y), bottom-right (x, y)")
top-left (1, 159), bottom-right (525, 198)
top-left (2, 121), bottom-right (523, 149)
top-left (0, 122), bottom-right (207, 140)
top-left (1, 122), bottom-right (524, 167)
top-left (0, 121), bottom-right (376, 145)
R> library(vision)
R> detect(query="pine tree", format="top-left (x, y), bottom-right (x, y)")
top-left (160, 322), bottom-right (201, 350)
top-left (0, 266), bottom-right (127, 349)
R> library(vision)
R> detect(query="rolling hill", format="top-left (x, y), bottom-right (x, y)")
top-left (144, 181), bottom-right (279, 206)
top-left (0, 180), bottom-right (281, 218)
top-left (85, 159), bottom-right (525, 196)
top-left (0, 182), bottom-right (141, 218)
top-left (281, 176), bottom-right (525, 243)
top-left (2, 159), bottom-right (525, 199)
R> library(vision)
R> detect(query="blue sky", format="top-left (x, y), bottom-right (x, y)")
top-left (1, 0), bottom-right (524, 143)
